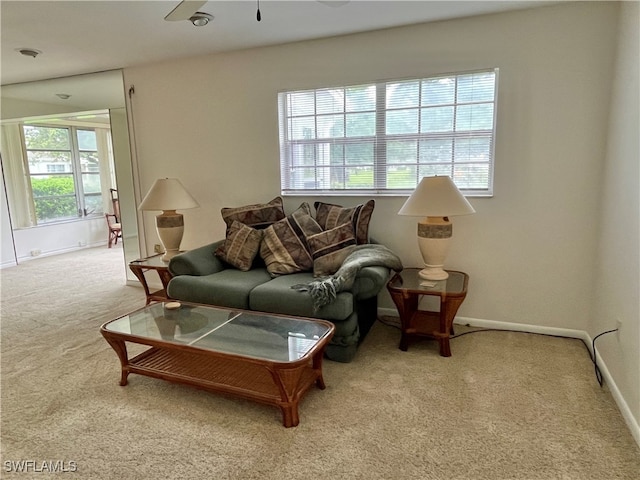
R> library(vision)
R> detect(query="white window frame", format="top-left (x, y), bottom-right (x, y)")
top-left (22, 124), bottom-right (104, 225)
top-left (278, 68), bottom-right (498, 197)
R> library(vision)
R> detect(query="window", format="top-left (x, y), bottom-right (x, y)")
top-left (23, 125), bottom-right (104, 224)
top-left (278, 69), bottom-right (498, 196)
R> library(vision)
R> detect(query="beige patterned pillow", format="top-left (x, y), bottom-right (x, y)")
top-left (221, 196), bottom-right (285, 229)
top-left (306, 222), bottom-right (357, 277)
top-left (215, 221), bottom-right (264, 271)
top-left (260, 203), bottom-right (323, 277)
top-left (314, 200), bottom-right (375, 244)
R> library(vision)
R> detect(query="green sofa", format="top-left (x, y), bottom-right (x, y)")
top-left (166, 239), bottom-right (391, 363)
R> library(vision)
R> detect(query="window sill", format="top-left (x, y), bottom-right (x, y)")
top-left (282, 191), bottom-right (493, 199)
top-left (13, 215), bottom-right (104, 230)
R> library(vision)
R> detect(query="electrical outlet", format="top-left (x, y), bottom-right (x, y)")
top-left (154, 244), bottom-right (164, 254)
top-left (616, 318), bottom-right (622, 333)
top-left (30, 249), bottom-right (41, 257)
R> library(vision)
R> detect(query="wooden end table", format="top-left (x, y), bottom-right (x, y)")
top-left (129, 254), bottom-right (173, 304)
top-left (387, 268), bottom-right (468, 357)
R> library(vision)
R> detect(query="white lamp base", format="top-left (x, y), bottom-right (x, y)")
top-left (160, 246), bottom-right (181, 262)
top-left (156, 210), bottom-right (184, 262)
top-left (416, 217), bottom-right (453, 281)
top-left (418, 265), bottom-right (449, 281)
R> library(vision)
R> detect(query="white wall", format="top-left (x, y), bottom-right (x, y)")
top-left (125, 1), bottom-right (618, 327)
top-left (593, 1), bottom-right (640, 439)
top-left (11, 218), bottom-right (106, 262)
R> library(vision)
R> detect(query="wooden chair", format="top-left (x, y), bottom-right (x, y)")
top-left (106, 188), bottom-right (122, 248)
top-left (110, 188), bottom-right (120, 221)
top-left (106, 214), bottom-right (122, 247)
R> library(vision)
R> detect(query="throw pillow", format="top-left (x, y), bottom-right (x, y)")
top-left (260, 203), bottom-right (323, 277)
top-left (306, 222), bottom-right (357, 277)
top-left (221, 196), bottom-right (285, 229)
top-left (314, 199), bottom-right (375, 245)
top-left (215, 220), bottom-right (264, 271)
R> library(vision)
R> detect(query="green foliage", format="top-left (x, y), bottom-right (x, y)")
top-left (23, 125), bottom-right (70, 150)
top-left (31, 176), bottom-right (77, 221)
top-left (342, 169), bottom-right (373, 188)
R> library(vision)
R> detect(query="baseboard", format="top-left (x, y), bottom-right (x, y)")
top-left (376, 308), bottom-right (640, 448)
top-left (454, 315), bottom-right (589, 342)
top-left (16, 242), bottom-right (105, 263)
top-left (592, 342), bottom-right (640, 448)
top-left (0, 259), bottom-right (18, 269)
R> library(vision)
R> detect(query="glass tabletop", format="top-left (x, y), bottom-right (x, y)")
top-left (129, 254), bottom-right (169, 269)
top-left (388, 269), bottom-right (468, 295)
top-left (103, 302), bottom-right (333, 362)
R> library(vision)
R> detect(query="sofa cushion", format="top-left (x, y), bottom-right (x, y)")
top-left (215, 221), bottom-right (263, 271)
top-left (221, 196), bottom-right (285, 230)
top-left (306, 222), bottom-right (356, 277)
top-left (314, 200), bottom-right (375, 245)
top-left (259, 204), bottom-right (323, 277)
top-left (167, 268), bottom-right (272, 310)
top-left (249, 272), bottom-right (353, 321)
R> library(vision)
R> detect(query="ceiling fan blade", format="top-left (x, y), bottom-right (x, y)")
top-left (164, 0), bottom-right (207, 22)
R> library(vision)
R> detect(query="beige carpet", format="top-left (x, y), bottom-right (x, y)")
top-left (1, 246), bottom-right (638, 479)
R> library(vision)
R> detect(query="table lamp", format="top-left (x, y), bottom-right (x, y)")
top-left (398, 176), bottom-right (475, 281)
top-left (139, 178), bottom-right (199, 261)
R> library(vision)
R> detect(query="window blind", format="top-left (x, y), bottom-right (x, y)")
top-left (278, 68), bottom-right (498, 196)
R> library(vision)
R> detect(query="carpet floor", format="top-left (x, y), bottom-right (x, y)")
top-left (1, 246), bottom-right (638, 479)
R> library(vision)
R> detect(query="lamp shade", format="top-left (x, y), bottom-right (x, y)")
top-left (398, 176), bottom-right (475, 217)
top-left (138, 178), bottom-right (199, 212)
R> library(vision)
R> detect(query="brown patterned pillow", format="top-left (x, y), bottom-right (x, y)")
top-left (221, 196), bottom-right (285, 229)
top-left (215, 221), bottom-right (264, 271)
top-left (306, 222), bottom-right (357, 277)
top-left (259, 203), bottom-right (323, 277)
top-left (314, 200), bottom-right (375, 245)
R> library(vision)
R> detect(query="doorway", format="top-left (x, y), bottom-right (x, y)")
top-left (0, 70), bottom-right (140, 276)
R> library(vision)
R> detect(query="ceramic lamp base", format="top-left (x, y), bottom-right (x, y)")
top-left (418, 266), bottom-right (449, 281)
top-left (160, 248), bottom-right (181, 262)
top-left (416, 217), bottom-right (453, 281)
top-left (156, 211), bottom-right (184, 262)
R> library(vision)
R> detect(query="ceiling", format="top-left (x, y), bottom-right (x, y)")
top-left (1, 0), bottom-right (557, 87)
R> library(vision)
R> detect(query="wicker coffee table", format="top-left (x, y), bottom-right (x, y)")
top-left (100, 302), bottom-right (335, 427)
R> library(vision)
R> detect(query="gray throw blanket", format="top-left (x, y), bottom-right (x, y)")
top-left (291, 244), bottom-right (403, 311)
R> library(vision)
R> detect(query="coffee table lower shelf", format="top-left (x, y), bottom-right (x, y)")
top-left (107, 341), bottom-right (325, 428)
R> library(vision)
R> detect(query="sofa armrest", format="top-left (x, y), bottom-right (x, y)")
top-left (352, 265), bottom-right (391, 300)
top-left (168, 240), bottom-right (227, 276)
